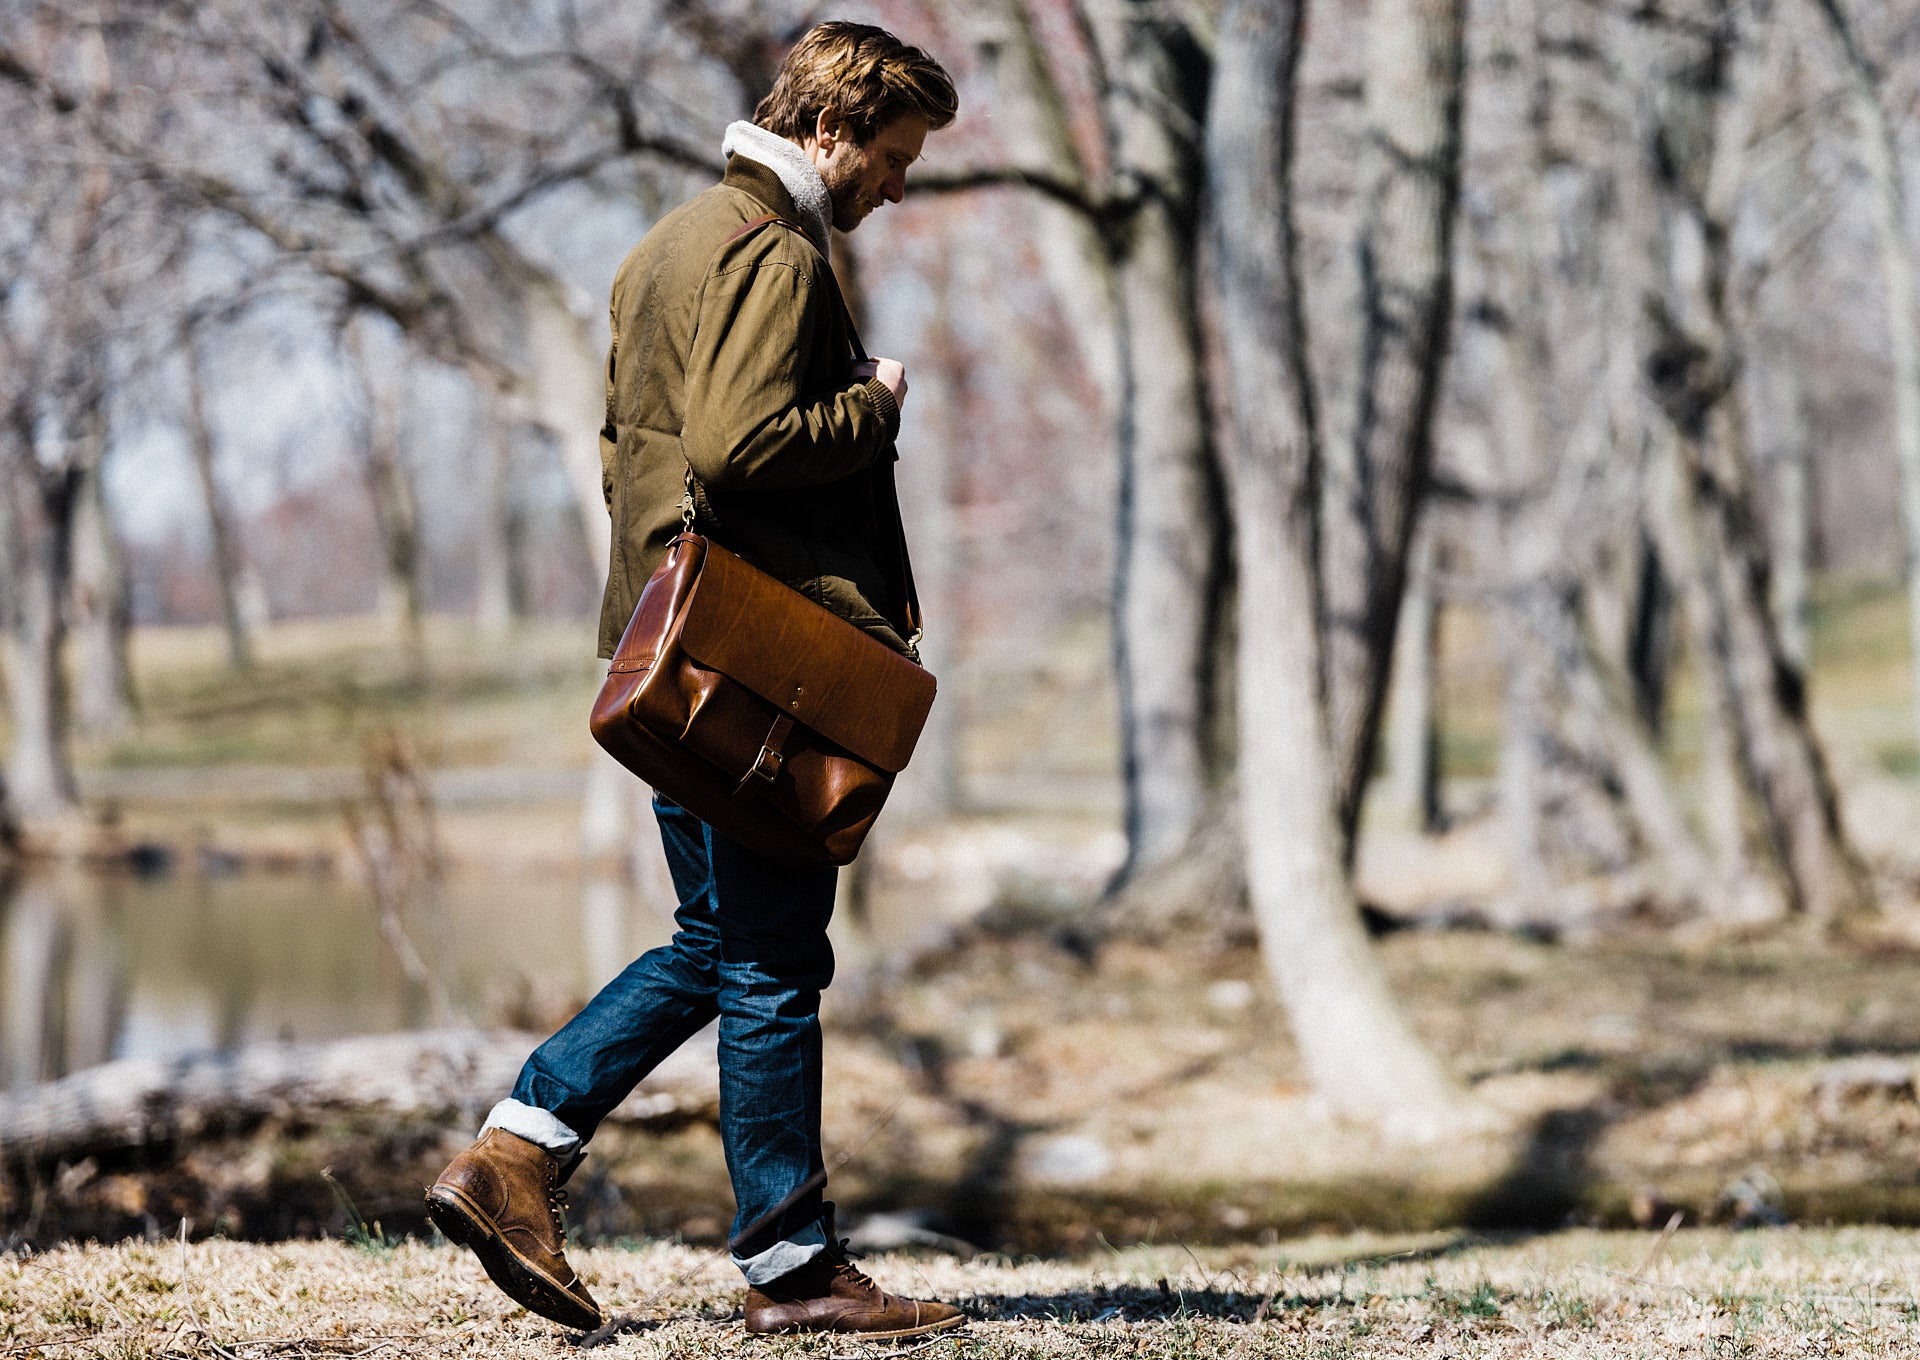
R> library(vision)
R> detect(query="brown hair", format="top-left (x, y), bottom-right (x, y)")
top-left (753, 22), bottom-right (957, 145)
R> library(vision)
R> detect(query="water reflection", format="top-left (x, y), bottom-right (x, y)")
top-left (0, 862), bottom-right (676, 1086)
top-left (3, 878), bottom-right (126, 1088)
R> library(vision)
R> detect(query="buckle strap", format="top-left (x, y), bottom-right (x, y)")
top-left (733, 713), bottom-right (797, 797)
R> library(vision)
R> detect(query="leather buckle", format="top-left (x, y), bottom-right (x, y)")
top-left (748, 744), bottom-right (783, 783)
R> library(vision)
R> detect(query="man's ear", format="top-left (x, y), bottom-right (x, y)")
top-left (813, 106), bottom-right (846, 154)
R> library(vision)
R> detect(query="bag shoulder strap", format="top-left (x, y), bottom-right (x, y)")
top-left (700, 213), bottom-right (925, 657)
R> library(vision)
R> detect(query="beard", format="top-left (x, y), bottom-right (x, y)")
top-left (821, 157), bottom-right (873, 232)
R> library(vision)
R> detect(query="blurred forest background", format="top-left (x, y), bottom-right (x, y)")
top-left (7, 0), bottom-right (1920, 1255)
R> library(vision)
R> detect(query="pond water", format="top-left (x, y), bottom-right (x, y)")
top-left (0, 866), bottom-right (682, 1089)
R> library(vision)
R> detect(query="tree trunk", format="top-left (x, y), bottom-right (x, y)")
top-left (184, 340), bottom-right (253, 671)
top-left (3, 454), bottom-right (83, 820)
top-left (1814, 0), bottom-right (1920, 761)
top-left (1495, 599), bottom-right (1554, 901)
top-left (505, 261), bottom-right (610, 595)
top-left (1382, 517), bottom-right (1441, 832)
top-left (1770, 379), bottom-right (1813, 676)
top-left (1640, 1), bottom-right (1869, 922)
top-left (1095, 2), bottom-right (1222, 880)
top-left (1562, 595), bottom-right (1715, 904)
top-left (887, 248), bottom-right (963, 819)
top-left (471, 377), bottom-right (521, 638)
top-left (68, 415), bottom-right (135, 739)
top-left (343, 324), bottom-right (426, 661)
top-left (1320, 0), bottom-right (1469, 860)
top-left (955, 1), bottom-right (1217, 879)
top-left (1208, 0), bottom-right (1466, 1135)
top-left (1648, 431), bottom-right (1779, 918)
top-left (1625, 532), bottom-right (1677, 736)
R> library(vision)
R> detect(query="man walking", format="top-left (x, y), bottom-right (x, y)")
top-left (424, 21), bottom-right (961, 1340)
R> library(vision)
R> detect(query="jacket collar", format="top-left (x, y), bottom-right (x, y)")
top-left (722, 154), bottom-right (830, 256)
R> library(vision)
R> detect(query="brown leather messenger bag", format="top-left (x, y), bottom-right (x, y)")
top-left (590, 216), bottom-right (936, 866)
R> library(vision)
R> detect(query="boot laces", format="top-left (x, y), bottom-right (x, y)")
top-left (545, 1167), bottom-right (570, 1240)
top-left (828, 1238), bottom-right (881, 1295)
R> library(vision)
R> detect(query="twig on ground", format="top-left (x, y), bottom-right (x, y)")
top-left (1177, 1240), bottom-right (1220, 1293)
top-left (0, 1331), bottom-right (93, 1355)
top-left (178, 1219), bottom-right (244, 1360)
top-left (1631, 1209), bottom-right (1686, 1279)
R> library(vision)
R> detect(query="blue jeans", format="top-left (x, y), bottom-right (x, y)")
top-left (488, 796), bottom-right (839, 1284)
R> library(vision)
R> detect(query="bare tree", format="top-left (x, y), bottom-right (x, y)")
top-left (1318, 0), bottom-right (1471, 859)
top-left (183, 335), bottom-right (254, 671)
top-left (1092, 3), bottom-right (1223, 879)
top-left (1208, 0), bottom-right (1469, 1133)
top-left (470, 374), bottom-right (523, 637)
top-left (1636, 0), bottom-right (1870, 922)
top-left (342, 320), bottom-right (427, 661)
top-left (941, 0), bottom-right (1222, 881)
top-left (0, 24), bottom-right (109, 817)
top-left (69, 411), bottom-right (136, 738)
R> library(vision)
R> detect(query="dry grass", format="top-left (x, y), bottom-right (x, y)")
top-left (9, 1228), bottom-right (1920, 1357)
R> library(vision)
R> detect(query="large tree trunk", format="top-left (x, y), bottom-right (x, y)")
top-left (1640, 1), bottom-right (1869, 923)
top-left (1814, 0), bottom-right (1920, 760)
top-left (184, 340), bottom-right (253, 671)
top-left (1209, 0), bottom-right (1466, 1135)
top-left (1320, 0), bottom-right (1469, 860)
top-left (1088, 2), bottom-right (1222, 881)
top-left (3, 454), bottom-right (83, 820)
top-left (68, 415), bottom-right (135, 739)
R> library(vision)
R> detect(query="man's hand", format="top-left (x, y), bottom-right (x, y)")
top-left (853, 358), bottom-right (908, 411)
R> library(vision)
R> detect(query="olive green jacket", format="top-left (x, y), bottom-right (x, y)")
top-left (596, 155), bottom-right (912, 659)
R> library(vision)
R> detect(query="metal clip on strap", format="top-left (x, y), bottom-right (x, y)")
top-left (734, 713), bottom-right (796, 797)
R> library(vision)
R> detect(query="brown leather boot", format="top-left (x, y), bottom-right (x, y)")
top-left (743, 1239), bottom-right (965, 1339)
top-left (425, 1129), bottom-right (603, 1331)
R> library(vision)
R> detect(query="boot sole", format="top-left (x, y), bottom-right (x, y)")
top-left (425, 1184), bottom-right (602, 1331)
top-left (748, 1311), bottom-right (968, 1340)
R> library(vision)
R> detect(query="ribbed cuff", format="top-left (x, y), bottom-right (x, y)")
top-left (861, 376), bottom-right (901, 441)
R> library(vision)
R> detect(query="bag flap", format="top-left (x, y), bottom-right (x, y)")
top-left (675, 540), bottom-right (936, 773)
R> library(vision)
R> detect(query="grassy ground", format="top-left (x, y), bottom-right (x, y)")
top-left (11, 1228), bottom-right (1920, 1357)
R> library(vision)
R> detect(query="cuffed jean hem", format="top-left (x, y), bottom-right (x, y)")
top-left (481, 1098), bottom-right (582, 1158)
top-left (732, 1220), bottom-right (829, 1286)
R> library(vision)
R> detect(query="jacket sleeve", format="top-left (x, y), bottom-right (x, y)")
top-left (681, 257), bottom-right (900, 493)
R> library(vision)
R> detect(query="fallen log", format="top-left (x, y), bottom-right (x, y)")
top-left (0, 1028), bottom-right (718, 1165)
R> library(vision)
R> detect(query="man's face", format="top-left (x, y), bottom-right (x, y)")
top-left (809, 112), bottom-right (930, 232)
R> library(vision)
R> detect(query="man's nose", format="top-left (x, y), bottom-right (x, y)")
top-left (883, 172), bottom-right (906, 204)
